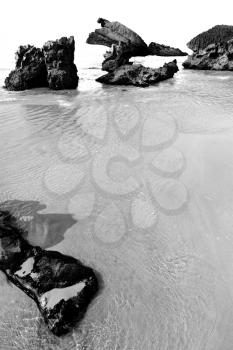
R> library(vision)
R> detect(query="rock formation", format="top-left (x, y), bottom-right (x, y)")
top-left (187, 25), bottom-right (233, 52)
top-left (5, 46), bottom-right (48, 91)
top-left (43, 37), bottom-right (79, 90)
top-left (5, 37), bottom-right (79, 91)
top-left (87, 18), bottom-right (179, 86)
top-left (183, 39), bottom-right (233, 70)
top-left (148, 42), bottom-right (187, 56)
top-left (0, 210), bottom-right (98, 336)
top-left (97, 60), bottom-right (179, 87)
top-left (183, 25), bottom-right (233, 70)
top-left (87, 17), bottom-right (149, 57)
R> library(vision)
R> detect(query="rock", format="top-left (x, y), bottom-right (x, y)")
top-left (43, 36), bottom-right (79, 90)
top-left (187, 25), bottom-right (233, 52)
top-left (4, 37), bottom-right (79, 91)
top-left (87, 19), bottom-right (179, 86)
top-left (96, 60), bottom-right (179, 87)
top-left (148, 42), bottom-right (187, 56)
top-left (87, 17), bottom-right (149, 72)
top-left (183, 39), bottom-right (233, 70)
top-left (4, 46), bottom-right (48, 91)
top-left (87, 17), bottom-right (148, 54)
top-left (0, 210), bottom-right (98, 336)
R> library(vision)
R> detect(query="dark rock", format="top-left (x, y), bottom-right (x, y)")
top-left (183, 39), bottom-right (233, 70)
top-left (87, 17), bottom-right (148, 53)
top-left (4, 46), bottom-right (48, 91)
top-left (0, 210), bottom-right (99, 336)
top-left (43, 36), bottom-right (79, 90)
top-left (187, 25), bottom-right (233, 52)
top-left (87, 18), bottom-right (179, 86)
top-left (87, 17), bottom-right (149, 71)
top-left (96, 60), bottom-right (179, 87)
top-left (148, 42), bottom-right (187, 56)
top-left (4, 37), bottom-right (79, 91)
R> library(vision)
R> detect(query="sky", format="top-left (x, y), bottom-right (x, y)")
top-left (0, 0), bottom-right (233, 68)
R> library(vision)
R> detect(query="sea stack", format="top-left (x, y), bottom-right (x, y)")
top-left (43, 36), bottom-right (79, 90)
top-left (4, 36), bottom-right (79, 91)
top-left (0, 211), bottom-right (98, 336)
top-left (4, 46), bottom-right (48, 91)
top-left (86, 18), bottom-right (179, 87)
top-left (183, 25), bottom-right (233, 70)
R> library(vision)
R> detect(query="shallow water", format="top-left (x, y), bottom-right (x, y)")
top-left (1, 57), bottom-right (233, 349)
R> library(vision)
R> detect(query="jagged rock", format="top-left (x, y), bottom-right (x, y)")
top-left (183, 39), bottom-right (233, 70)
top-left (4, 46), bottom-right (48, 91)
top-left (87, 17), bottom-right (149, 72)
top-left (43, 36), bottom-right (79, 90)
top-left (148, 42), bottom-right (187, 56)
top-left (187, 25), bottom-right (233, 52)
top-left (0, 210), bottom-right (98, 336)
top-left (87, 19), bottom-right (179, 86)
top-left (87, 17), bottom-right (148, 54)
top-left (4, 37), bottom-right (79, 91)
top-left (96, 60), bottom-right (179, 87)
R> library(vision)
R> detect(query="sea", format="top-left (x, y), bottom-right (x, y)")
top-left (1, 48), bottom-right (233, 349)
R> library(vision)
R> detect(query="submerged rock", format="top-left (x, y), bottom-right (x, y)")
top-left (43, 36), bottom-right (79, 90)
top-left (4, 37), bottom-right (79, 91)
top-left (96, 60), bottom-right (179, 87)
top-left (0, 210), bottom-right (98, 336)
top-left (148, 42), bottom-right (187, 56)
top-left (183, 39), bottom-right (233, 70)
top-left (87, 18), bottom-right (179, 86)
top-left (4, 46), bottom-right (48, 91)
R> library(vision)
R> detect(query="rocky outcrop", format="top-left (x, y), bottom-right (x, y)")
top-left (0, 210), bottom-right (98, 336)
top-left (87, 17), bottom-right (148, 57)
top-left (43, 36), bottom-right (79, 90)
top-left (87, 18), bottom-right (179, 86)
top-left (187, 25), bottom-right (233, 52)
top-left (5, 37), bottom-right (78, 91)
top-left (96, 60), bottom-right (179, 87)
top-left (148, 42), bottom-right (187, 56)
top-left (5, 46), bottom-right (48, 91)
top-left (183, 39), bottom-right (233, 70)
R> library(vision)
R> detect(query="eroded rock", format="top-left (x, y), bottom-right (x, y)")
top-left (87, 18), bottom-right (179, 86)
top-left (183, 39), bottom-right (233, 70)
top-left (4, 37), bottom-right (79, 91)
top-left (4, 46), bottom-right (48, 91)
top-left (0, 210), bottom-right (98, 336)
top-left (43, 36), bottom-right (79, 90)
top-left (148, 42), bottom-right (187, 56)
top-left (87, 17), bottom-right (148, 56)
top-left (96, 60), bottom-right (179, 87)
top-left (187, 25), bottom-right (233, 52)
